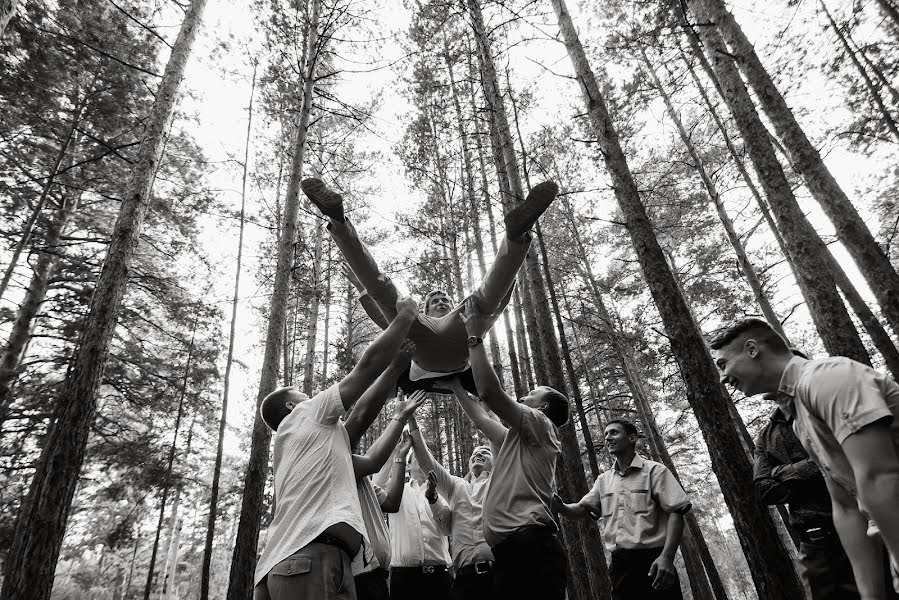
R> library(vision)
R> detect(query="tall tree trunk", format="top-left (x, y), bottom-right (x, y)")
top-left (551, 0), bottom-right (804, 598)
top-left (227, 0), bottom-right (320, 594)
top-left (680, 42), bottom-right (899, 378)
top-left (322, 241), bottom-right (332, 382)
top-left (0, 0), bottom-right (17, 37)
top-left (0, 92), bottom-right (89, 303)
top-left (200, 62), bottom-right (255, 600)
top-left (679, 1), bottom-right (872, 365)
top-left (466, 2), bottom-right (610, 597)
top-left (144, 324), bottom-right (197, 600)
top-left (697, 0), bottom-right (899, 338)
top-left (0, 189), bottom-right (81, 426)
top-left (0, 4), bottom-right (206, 598)
top-left (819, 0), bottom-right (899, 144)
top-left (643, 51), bottom-right (786, 338)
top-left (301, 222), bottom-right (324, 395)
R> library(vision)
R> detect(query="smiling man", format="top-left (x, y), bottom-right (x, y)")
top-left (301, 177), bottom-right (559, 393)
top-left (710, 317), bottom-right (899, 598)
top-left (555, 419), bottom-right (690, 600)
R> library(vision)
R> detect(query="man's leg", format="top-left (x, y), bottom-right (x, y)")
top-left (469, 181), bottom-right (559, 314)
top-left (267, 543), bottom-right (356, 600)
top-left (354, 568), bottom-right (389, 600)
top-left (492, 534), bottom-right (567, 600)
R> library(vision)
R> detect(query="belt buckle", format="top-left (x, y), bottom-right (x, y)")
top-left (475, 562), bottom-right (490, 575)
top-left (422, 565), bottom-right (435, 574)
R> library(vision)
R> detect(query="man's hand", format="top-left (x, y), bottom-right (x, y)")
top-left (459, 298), bottom-right (492, 338)
top-left (391, 340), bottom-right (415, 371)
top-left (398, 430), bottom-right (413, 457)
top-left (425, 470), bottom-right (438, 503)
top-left (395, 390), bottom-right (427, 422)
top-left (649, 555), bottom-right (677, 590)
top-left (396, 296), bottom-right (419, 322)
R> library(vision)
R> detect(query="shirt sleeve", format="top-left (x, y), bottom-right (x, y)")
top-left (516, 406), bottom-right (553, 447)
top-left (580, 475), bottom-right (604, 512)
top-left (753, 446), bottom-right (791, 505)
top-left (651, 464), bottom-right (691, 514)
top-left (309, 384), bottom-right (346, 425)
top-left (427, 496), bottom-right (453, 536)
top-left (802, 360), bottom-right (895, 444)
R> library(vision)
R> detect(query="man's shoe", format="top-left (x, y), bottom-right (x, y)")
top-left (301, 178), bottom-right (345, 221)
top-left (504, 181), bottom-right (559, 240)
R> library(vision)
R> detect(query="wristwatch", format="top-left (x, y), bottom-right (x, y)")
top-left (467, 335), bottom-right (483, 347)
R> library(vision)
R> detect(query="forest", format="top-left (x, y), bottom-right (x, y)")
top-left (1, 0), bottom-right (898, 597)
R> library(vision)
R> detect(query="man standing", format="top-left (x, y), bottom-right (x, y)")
top-left (252, 297), bottom-right (419, 600)
top-left (408, 378), bottom-right (500, 600)
top-left (711, 317), bottom-right (899, 599)
top-left (301, 176), bottom-right (559, 393)
top-left (555, 419), bottom-right (691, 600)
top-left (458, 298), bottom-right (569, 600)
top-left (387, 450), bottom-right (453, 600)
top-left (754, 370), bottom-right (860, 599)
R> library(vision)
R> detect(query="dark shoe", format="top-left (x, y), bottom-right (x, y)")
top-left (301, 178), bottom-right (345, 221)
top-left (504, 181), bottom-right (559, 239)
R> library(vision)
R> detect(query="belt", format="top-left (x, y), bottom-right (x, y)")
top-left (456, 561), bottom-right (494, 576)
top-left (311, 532), bottom-right (356, 557)
top-left (500, 525), bottom-right (558, 546)
top-left (799, 525), bottom-right (839, 544)
top-left (390, 565), bottom-right (448, 575)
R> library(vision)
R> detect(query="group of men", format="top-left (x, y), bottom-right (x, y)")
top-left (250, 177), bottom-right (899, 600)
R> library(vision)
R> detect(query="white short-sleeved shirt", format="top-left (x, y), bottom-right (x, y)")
top-left (388, 481), bottom-right (452, 567)
top-left (777, 356), bottom-right (899, 496)
top-left (353, 478), bottom-right (390, 575)
top-left (483, 406), bottom-right (561, 547)
top-left (432, 462), bottom-right (494, 568)
top-left (253, 385), bottom-right (366, 585)
top-left (582, 455), bottom-right (691, 552)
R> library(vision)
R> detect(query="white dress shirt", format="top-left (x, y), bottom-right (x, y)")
top-left (388, 480), bottom-right (452, 567)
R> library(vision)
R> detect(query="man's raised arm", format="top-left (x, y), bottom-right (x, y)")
top-left (408, 413), bottom-right (454, 497)
top-left (345, 342), bottom-right (414, 447)
top-left (338, 296), bottom-right (418, 410)
top-left (459, 298), bottom-right (524, 427)
top-left (447, 377), bottom-right (507, 448)
top-left (353, 391), bottom-right (426, 478)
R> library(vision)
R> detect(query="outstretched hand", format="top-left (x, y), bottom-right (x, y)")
top-left (459, 298), bottom-right (491, 338)
top-left (425, 470), bottom-right (438, 503)
top-left (398, 430), bottom-right (413, 456)
top-left (396, 296), bottom-right (419, 321)
top-left (395, 389), bottom-right (427, 421)
top-left (392, 340), bottom-right (416, 370)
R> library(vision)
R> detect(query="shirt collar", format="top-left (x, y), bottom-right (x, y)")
top-left (776, 356), bottom-right (807, 419)
top-left (613, 453), bottom-right (644, 475)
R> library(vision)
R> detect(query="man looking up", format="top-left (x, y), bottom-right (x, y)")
top-left (555, 420), bottom-right (691, 600)
top-left (252, 296), bottom-right (419, 600)
top-left (301, 176), bottom-right (559, 393)
top-left (408, 378), bottom-right (501, 600)
top-left (711, 317), bottom-right (899, 599)
top-left (458, 298), bottom-right (569, 600)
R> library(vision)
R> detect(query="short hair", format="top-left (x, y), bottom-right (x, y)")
top-left (709, 318), bottom-right (790, 353)
top-left (539, 386), bottom-right (569, 427)
top-left (605, 418), bottom-right (639, 437)
top-left (260, 386), bottom-right (306, 431)
top-left (421, 290), bottom-right (454, 315)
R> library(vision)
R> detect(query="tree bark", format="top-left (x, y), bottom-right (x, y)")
top-left (680, 0), bottom-right (872, 365)
top-left (301, 222), bottom-right (324, 395)
top-left (466, 1), bottom-right (610, 597)
top-left (697, 0), bottom-right (899, 338)
top-left (0, 3), bottom-right (206, 597)
top-left (0, 0), bottom-right (17, 39)
top-left (819, 0), bottom-right (899, 144)
top-left (200, 62), bottom-right (255, 600)
top-left (227, 0), bottom-right (320, 594)
top-left (551, 0), bottom-right (804, 598)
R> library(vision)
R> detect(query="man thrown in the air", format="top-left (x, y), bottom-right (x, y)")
top-left (302, 177), bottom-right (559, 393)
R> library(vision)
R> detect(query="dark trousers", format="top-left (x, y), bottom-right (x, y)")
top-left (491, 527), bottom-right (567, 600)
top-left (354, 568), bottom-right (389, 600)
top-left (799, 532), bottom-right (860, 600)
top-left (389, 566), bottom-right (452, 600)
top-left (610, 547), bottom-right (683, 600)
top-left (451, 570), bottom-right (494, 600)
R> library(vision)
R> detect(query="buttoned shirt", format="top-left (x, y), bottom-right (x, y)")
top-left (432, 463), bottom-right (494, 568)
top-left (753, 407), bottom-right (833, 531)
top-left (254, 384), bottom-right (366, 585)
top-left (776, 356), bottom-right (899, 496)
top-left (483, 406), bottom-right (561, 547)
top-left (583, 455), bottom-right (691, 553)
top-left (388, 480), bottom-right (452, 567)
top-left (353, 478), bottom-right (390, 576)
